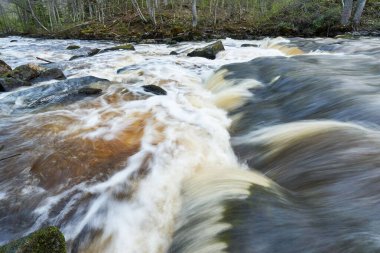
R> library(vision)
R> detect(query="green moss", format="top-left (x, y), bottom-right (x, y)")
top-left (111, 44), bottom-right (135, 50)
top-left (102, 44), bottom-right (135, 52)
top-left (0, 226), bottom-right (66, 253)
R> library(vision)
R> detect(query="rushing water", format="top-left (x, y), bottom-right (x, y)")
top-left (0, 35), bottom-right (380, 253)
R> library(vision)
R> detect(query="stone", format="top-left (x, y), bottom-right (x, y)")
top-left (36, 68), bottom-right (66, 82)
top-left (142, 85), bottom-right (167, 95)
top-left (69, 48), bottom-right (100, 61)
top-left (187, 41), bottom-right (225, 60)
top-left (170, 51), bottom-right (179, 55)
top-left (241, 44), bottom-right (258, 47)
top-left (66, 45), bottom-right (80, 50)
top-left (0, 60), bottom-right (11, 75)
top-left (140, 39), bottom-right (156, 44)
top-left (0, 226), bottom-right (66, 253)
top-left (11, 64), bottom-right (44, 81)
top-left (0, 77), bottom-right (31, 92)
top-left (78, 87), bottom-right (102, 95)
top-left (163, 38), bottom-right (177, 45)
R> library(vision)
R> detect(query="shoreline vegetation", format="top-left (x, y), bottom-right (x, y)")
top-left (0, 0), bottom-right (379, 42)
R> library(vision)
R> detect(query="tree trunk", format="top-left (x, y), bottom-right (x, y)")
top-left (341, 0), bottom-right (353, 26)
top-left (27, 0), bottom-right (50, 32)
top-left (353, 0), bottom-right (367, 25)
top-left (192, 0), bottom-right (197, 27)
top-left (131, 0), bottom-right (147, 22)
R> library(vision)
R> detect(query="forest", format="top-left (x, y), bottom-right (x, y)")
top-left (0, 0), bottom-right (379, 42)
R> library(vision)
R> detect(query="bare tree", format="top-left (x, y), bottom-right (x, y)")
top-left (353, 0), bottom-right (367, 26)
top-left (341, 0), bottom-right (353, 26)
top-left (192, 0), bottom-right (197, 27)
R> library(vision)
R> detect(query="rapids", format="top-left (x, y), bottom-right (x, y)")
top-left (0, 35), bottom-right (380, 253)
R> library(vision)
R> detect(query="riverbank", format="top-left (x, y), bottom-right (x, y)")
top-left (1, 1), bottom-right (379, 43)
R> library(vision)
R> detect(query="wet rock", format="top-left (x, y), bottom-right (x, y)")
top-left (10, 64), bottom-right (44, 81)
top-left (0, 60), bottom-right (11, 75)
top-left (241, 44), bottom-right (258, 48)
top-left (78, 87), bottom-right (102, 95)
top-left (0, 78), bottom-right (31, 92)
top-left (170, 51), bottom-right (179, 55)
top-left (163, 38), bottom-right (177, 45)
top-left (88, 48), bottom-right (100, 56)
top-left (187, 41), bottom-right (225, 60)
top-left (66, 45), bottom-right (80, 50)
top-left (0, 226), bottom-right (66, 253)
top-left (140, 39), bottom-right (156, 44)
top-left (69, 48), bottom-right (100, 61)
top-left (10, 40), bottom-right (17, 43)
top-left (35, 68), bottom-right (66, 82)
top-left (0, 76), bottom-right (109, 113)
top-left (100, 44), bottom-right (135, 53)
top-left (142, 85), bottom-right (167, 95)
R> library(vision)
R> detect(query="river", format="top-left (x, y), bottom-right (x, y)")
top-left (0, 36), bottom-right (380, 253)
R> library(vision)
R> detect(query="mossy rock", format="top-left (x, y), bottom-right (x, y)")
top-left (11, 64), bottom-right (44, 81)
top-left (101, 44), bottom-right (135, 53)
top-left (66, 45), bottom-right (80, 50)
top-left (0, 226), bottom-right (66, 253)
top-left (335, 33), bottom-right (357, 39)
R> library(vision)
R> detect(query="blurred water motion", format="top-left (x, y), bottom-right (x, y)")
top-left (0, 36), bottom-right (380, 253)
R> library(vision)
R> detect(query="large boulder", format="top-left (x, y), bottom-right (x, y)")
top-left (0, 78), bottom-right (31, 92)
top-left (66, 45), bottom-right (80, 50)
top-left (9, 64), bottom-right (66, 83)
top-left (0, 226), bottom-right (66, 253)
top-left (100, 44), bottom-right (135, 53)
top-left (11, 64), bottom-right (44, 81)
top-left (0, 60), bottom-right (11, 76)
top-left (187, 41), bottom-right (225, 60)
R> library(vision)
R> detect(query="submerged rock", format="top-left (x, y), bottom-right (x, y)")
top-left (142, 85), bottom-right (167, 95)
top-left (0, 78), bottom-right (31, 92)
top-left (78, 87), bottom-right (102, 95)
top-left (0, 60), bottom-right (11, 75)
top-left (69, 48), bottom-right (100, 61)
top-left (0, 226), bottom-right (66, 253)
top-left (101, 44), bottom-right (135, 53)
top-left (66, 45), bottom-right (80, 50)
top-left (0, 76), bottom-right (109, 113)
top-left (10, 40), bottom-right (17, 43)
top-left (187, 41), bottom-right (225, 60)
top-left (170, 51), bottom-right (179, 55)
top-left (241, 44), bottom-right (258, 47)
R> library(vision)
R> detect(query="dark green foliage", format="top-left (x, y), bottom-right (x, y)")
top-left (0, 0), bottom-right (377, 38)
top-left (0, 226), bottom-right (66, 253)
